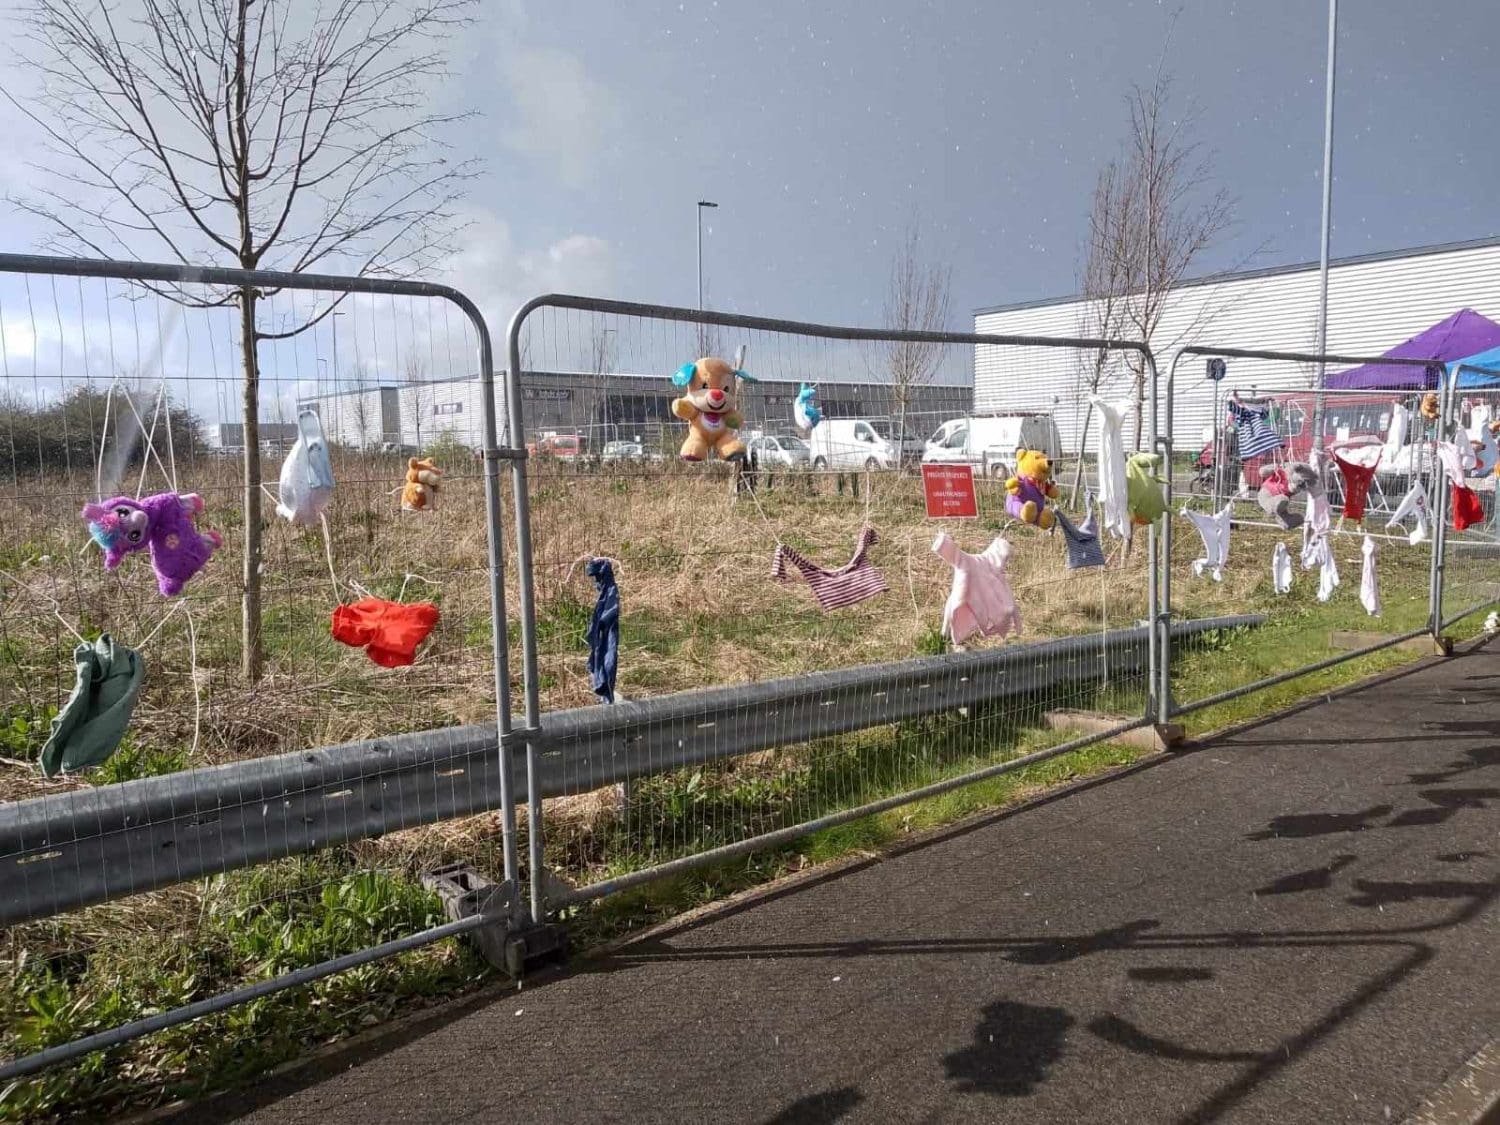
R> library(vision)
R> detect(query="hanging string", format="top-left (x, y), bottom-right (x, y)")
top-left (0, 570), bottom-right (89, 647)
top-left (319, 512), bottom-right (341, 605)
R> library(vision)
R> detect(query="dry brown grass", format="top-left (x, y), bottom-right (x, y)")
top-left (0, 454), bottom-right (1276, 808)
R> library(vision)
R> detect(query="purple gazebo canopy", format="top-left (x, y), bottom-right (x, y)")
top-left (1324, 308), bottom-right (1500, 389)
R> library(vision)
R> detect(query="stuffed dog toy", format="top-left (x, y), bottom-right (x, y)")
top-left (671, 357), bottom-right (748, 462)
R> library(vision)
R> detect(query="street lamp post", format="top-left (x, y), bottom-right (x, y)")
top-left (1311, 0), bottom-right (1338, 452)
top-left (696, 200), bottom-right (718, 312)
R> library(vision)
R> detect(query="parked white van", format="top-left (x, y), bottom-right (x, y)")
top-left (806, 419), bottom-right (900, 470)
top-left (922, 414), bottom-right (1061, 478)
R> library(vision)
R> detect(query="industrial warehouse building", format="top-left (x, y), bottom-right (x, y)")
top-left (974, 235), bottom-right (1500, 452)
top-left (299, 369), bottom-right (970, 453)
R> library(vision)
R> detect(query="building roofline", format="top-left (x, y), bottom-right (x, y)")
top-left (299, 368), bottom-right (973, 394)
top-left (972, 233), bottom-right (1500, 318)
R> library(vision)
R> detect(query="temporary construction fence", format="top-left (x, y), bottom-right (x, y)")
top-left (1, 263), bottom-right (1497, 1091)
top-left (1162, 344), bottom-right (1499, 722)
top-left (0, 253), bottom-right (519, 1090)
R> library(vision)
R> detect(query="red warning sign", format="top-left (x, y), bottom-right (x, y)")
top-left (921, 463), bottom-right (978, 519)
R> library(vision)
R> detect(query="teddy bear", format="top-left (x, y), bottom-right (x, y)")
top-left (1005, 448), bottom-right (1058, 529)
top-left (1256, 460), bottom-right (1321, 530)
top-left (1125, 452), bottom-right (1168, 526)
top-left (401, 457), bottom-right (442, 512)
top-left (671, 357), bottom-right (748, 462)
top-left (82, 492), bottom-right (222, 596)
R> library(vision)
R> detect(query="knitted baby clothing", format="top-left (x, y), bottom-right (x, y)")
top-left (932, 532), bottom-right (1022, 645)
top-left (1228, 398), bottom-right (1283, 459)
top-left (331, 597), bottom-right (440, 667)
top-left (772, 527), bottom-right (888, 611)
top-left (1332, 452), bottom-right (1378, 522)
top-left (1054, 508), bottom-right (1106, 570)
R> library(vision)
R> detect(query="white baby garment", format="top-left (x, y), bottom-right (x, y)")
top-left (1182, 503), bottom-right (1233, 582)
top-left (1090, 396), bottom-right (1131, 542)
top-left (1272, 542), bottom-right (1292, 595)
top-left (1359, 535), bottom-right (1380, 617)
top-left (1315, 537), bottom-right (1340, 604)
top-left (1386, 483), bottom-right (1432, 545)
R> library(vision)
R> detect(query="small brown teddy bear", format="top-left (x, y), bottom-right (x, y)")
top-left (670, 356), bottom-right (748, 462)
top-left (401, 457), bottom-right (442, 512)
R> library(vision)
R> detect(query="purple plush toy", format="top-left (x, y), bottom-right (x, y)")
top-left (82, 493), bottom-right (223, 596)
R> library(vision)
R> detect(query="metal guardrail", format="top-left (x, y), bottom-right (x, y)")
top-left (0, 614), bottom-right (1259, 927)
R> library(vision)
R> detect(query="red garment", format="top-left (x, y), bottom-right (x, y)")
top-left (1452, 484), bottom-right (1484, 531)
top-left (331, 597), bottom-right (440, 667)
top-left (1333, 453), bottom-right (1378, 521)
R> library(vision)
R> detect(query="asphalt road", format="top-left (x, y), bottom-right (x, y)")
top-left (169, 646), bottom-right (1500, 1125)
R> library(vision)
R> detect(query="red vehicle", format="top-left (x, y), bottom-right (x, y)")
top-left (1214, 392), bottom-right (1407, 488)
top-left (525, 432), bottom-right (587, 460)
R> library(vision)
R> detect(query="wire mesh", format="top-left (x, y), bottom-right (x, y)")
top-left (0, 264), bottom-right (512, 1100)
top-left (1438, 382), bottom-right (1500, 630)
top-left (501, 304), bottom-right (1168, 907)
top-left (1164, 352), bottom-right (1450, 715)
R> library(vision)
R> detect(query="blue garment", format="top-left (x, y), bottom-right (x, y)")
top-left (585, 559), bottom-right (619, 704)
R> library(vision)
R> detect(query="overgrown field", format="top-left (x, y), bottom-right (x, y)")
top-left (1, 451), bottom-right (1491, 1121)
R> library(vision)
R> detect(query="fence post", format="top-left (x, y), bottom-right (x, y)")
top-left (505, 299), bottom-right (549, 932)
top-left (1147, 346), bottom-right (1174, 727)
top-left (1428, 368), bottom-right (1453, 644)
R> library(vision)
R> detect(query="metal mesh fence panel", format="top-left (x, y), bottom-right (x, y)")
top-left (1162, 347), bottom-right (1450, 719)
top-left (0, 258), bottom-right (515, 1099)
top-left (1437, 376), bottom-right (1500, 631)
top-left (500, 300), bottom-right (1177, 914)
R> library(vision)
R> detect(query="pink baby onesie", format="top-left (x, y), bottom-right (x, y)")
top-left (932, 532), bottom-right (1022, 646)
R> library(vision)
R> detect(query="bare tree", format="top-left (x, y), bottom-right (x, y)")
top-left (1108, 68), bottom-right (1235, 449)
top-left (1070, 160), bottom-right (1133, 501)
top-left (7, 0), bottom-right (477, 680)
top-left (587, 323), bottom-right (615, 445)
top-left (348, 363), bottom-right (375, 450)
top-left (403, 350), bottom-right (431, 451)
top-left (883, 222), bottom-right (952, 450)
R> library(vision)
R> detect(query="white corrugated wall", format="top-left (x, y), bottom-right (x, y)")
top-left (974, 239), bottom-right (1500, 453)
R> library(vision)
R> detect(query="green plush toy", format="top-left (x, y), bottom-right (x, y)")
top-left (1125, 452), bottom-right (1168, 527)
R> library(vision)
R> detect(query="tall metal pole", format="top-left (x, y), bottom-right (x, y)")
top-left (1311, 0), bottom-right (1338, 452)
top-left (696, 200), bottom-right (717, 312)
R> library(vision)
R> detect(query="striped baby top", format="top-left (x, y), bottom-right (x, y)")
top-left (771, 527), bottom-right (888, 611)
top-left (1228, 399), bottom-right (1283, 459)
top-left (1053, 508), bottom-right (1106, 570)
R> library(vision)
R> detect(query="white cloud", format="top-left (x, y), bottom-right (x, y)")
top-left (444, 208), bottom-right (616, 334)
top-left (497, 43), bottom-right (618, 189)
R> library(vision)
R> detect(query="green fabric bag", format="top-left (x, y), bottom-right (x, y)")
top-left (38, 634), bottom-right (145, 777)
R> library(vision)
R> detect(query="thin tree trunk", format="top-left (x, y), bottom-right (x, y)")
top-left (1070, 399), bottom-right (1095, 505)
top-left (239, 285), bottom-right (264, 682)
top-left (1131, 364), bottom-right (1145, 452)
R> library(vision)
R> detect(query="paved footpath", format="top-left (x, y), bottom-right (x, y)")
top-left (173, 647), bottom-right (1500, 1125)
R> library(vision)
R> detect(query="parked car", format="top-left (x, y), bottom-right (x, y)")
top-left (922, 414), bottom-right (1061, 478)
top-left (746, 433), bottom-right (810, 468)
top-left (806, 419), bottom-right (900, 470)
top-left (601, 439), bottom-right (646, 462)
